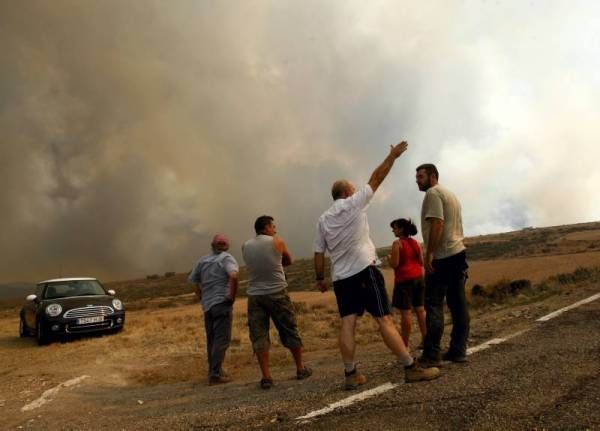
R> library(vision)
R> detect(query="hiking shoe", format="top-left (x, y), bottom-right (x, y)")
top-left (417, 355), bottom-right (442, 367)
top-left (260, 378), bottom-right (274, 390)
top-left (208, 375), bottom-right (232, 386)
top-left (404, 362), bottom-right (440, 383)
top-left (297, 366), bottom-right (313, 380)
top-left (344, 367), bottom-right (367, 390)
top-left (442, 351), bottom-right (468, 363)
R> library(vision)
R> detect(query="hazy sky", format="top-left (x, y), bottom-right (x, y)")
top-left (1, 1), bottom-right (599, 282)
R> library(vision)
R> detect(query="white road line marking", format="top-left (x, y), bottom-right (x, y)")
top-left (296, 292), bottom-right (600, 423)
top-left (536, 292), bottom-right (600, 322)
top-left (21, 375), bottom-right (89, 412)
top-left (466, 330), bottom-right (529, 355)
top-left (296, 382), bottom-right (398, 422)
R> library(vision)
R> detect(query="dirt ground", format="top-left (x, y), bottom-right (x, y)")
top-left (1, 261), bottom-right (599, 429)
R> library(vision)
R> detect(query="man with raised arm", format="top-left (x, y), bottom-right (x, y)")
top-left (313, 141), bottom-right (440, 390)
top-left (242, 215), bottom-right (312, 390)
top-left (188, 234), bottom-right (239, 385)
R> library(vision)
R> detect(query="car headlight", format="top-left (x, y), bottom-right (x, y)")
top-left (45, 303), bottom-right (62, 317)
top-left (112, 299), bottom-right (123, 310)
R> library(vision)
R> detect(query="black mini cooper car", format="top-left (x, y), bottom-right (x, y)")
top-left (19, 277), bottom-right (125, 345)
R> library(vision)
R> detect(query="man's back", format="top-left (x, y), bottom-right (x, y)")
top-left (242, 235), bottom-right (287, 296)
top-left (189, 252), bottom-right (238, 311)
top-left (314, 184), bottom-right (379, 281)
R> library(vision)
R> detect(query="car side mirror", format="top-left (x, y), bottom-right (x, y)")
top-left (107, 289), bottom-right (116, 296)
top-left (26, 294), bottom-right (37, 302)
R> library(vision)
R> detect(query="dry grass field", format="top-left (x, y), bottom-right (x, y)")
top-left (1, 221), bottom-right (599, 405)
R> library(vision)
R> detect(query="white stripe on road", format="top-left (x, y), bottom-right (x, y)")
top-left (296, 382), bottom-right (398, 422)
top-left (536, 292), bottom-right (600, 322)
top-left (466, 330), bottom-right (529, 355)
top-left (296, 292), bottom-right (600, 423)
top-left (21, 375), bottom-right (89, 412)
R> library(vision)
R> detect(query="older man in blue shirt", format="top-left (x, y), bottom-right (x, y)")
top-left (189, 234), bottom-right (239, 385)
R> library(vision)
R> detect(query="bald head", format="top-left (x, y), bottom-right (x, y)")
top-left (331, 180), bottom-right (355, 200)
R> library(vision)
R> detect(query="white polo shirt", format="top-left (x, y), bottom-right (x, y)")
top-left (313, 184), bottom-right (380, 281)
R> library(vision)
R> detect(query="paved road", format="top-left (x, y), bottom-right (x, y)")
top-left (6, 291), bottom-right (600, 430)
top-left (296, 296), bottom-right (600, 430)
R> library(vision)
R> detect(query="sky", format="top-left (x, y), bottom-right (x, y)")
top-left (1, 0), bottom-right (599, 283)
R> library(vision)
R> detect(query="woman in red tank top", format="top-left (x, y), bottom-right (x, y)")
top-left (389, 218), bottom-right (427, 348)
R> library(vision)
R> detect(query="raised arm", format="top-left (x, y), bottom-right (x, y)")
top-left (368, 141), bottom-right (408, 193)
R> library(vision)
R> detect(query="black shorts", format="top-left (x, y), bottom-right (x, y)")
top-left (333, 266), bottom-right (390, 318)
top-left (392, 278), bottom-right (425, 310)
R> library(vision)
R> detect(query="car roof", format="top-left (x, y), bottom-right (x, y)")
top-left (37, 277), bottom-right (98, 285)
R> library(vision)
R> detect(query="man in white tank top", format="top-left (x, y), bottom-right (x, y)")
top-left (242, 215), bottom-right (312, 389)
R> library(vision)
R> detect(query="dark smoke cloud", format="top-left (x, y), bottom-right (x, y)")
top-left (1, 1), bottom-right (599, 282)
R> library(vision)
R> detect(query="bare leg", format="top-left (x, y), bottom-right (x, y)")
top-left (256, 351), bottom-right (272, 380)
top-left (289, 346), bottom-right (305, 372)
top-left (339, 314), bottom-right (358, 364)
top-left (415, 306), bottom-right (427, 344)
top-left (374, 315), bottom-right (413, 365)
top-left (399, 310), bottom-right (412, 347)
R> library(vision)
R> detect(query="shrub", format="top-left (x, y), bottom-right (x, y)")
top-left (553, 266), bottom-right (600, 285)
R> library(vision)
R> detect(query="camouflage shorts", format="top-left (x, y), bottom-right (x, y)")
top-left (247, 290), bottom-right (303, 353)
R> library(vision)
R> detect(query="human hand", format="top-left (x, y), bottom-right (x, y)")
top-left (425, 254), bottom-right (435, 274)
top-left (315, 280), bottom-right (328, 293)
top-left (389, 141), bottom-right (408, 159)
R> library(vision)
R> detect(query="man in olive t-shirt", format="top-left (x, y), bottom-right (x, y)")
top-left (416, 163), bottom-right (470, 364)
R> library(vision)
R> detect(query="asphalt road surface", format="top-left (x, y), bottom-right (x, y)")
top-left (5, 289), bottom-right (600, 430)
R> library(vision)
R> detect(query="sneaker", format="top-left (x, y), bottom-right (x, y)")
top-left (344, 367), bottom-right (367, 390)
top-left (417, 355), bottom-right (442, 367)
top-left (260, 378), bottom-right (274, 390)
top-left (208, 375), bottom-right (232, 386)
top-left (296, 366), bottom-right (313, 380)
top-left (442, 351), bottom-right (468, 363)
top-left (404, 362), bottom-right (440, 383)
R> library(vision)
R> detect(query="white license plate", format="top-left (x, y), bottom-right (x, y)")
top-left (77, 316), bottom-right (104, 325)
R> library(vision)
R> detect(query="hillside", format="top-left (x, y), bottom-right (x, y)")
top-left (2, 221), bottom-right (599, 309)
top-left (104, 221), bottom-right (600, 306)
top-left (0, 283), bottom-right (35, 303)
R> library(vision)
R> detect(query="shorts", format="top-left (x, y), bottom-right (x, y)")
top-left (332, 266), bottom-right (390, 318)
top-left (392, 277), bottom-right (425, 310)
top-left (247, 290), bottom-right (303, 353)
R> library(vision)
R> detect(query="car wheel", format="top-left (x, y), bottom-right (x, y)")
top-left (19, 316), bottom-right (30, 337)
top-left (36, 320), bottom-right (50, 346)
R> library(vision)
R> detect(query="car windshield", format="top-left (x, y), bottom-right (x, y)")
top-left (44, 280), bottom-right (106, 299)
